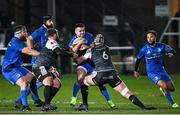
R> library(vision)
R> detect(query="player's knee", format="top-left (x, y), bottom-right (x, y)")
top-left (77, 76), bottom-right (84, 85)
top-left (169, 86), bottom-right (175, 92)
top-left (20, 80), bottom-right (28, 89)
top-left (43, 77), bottom-right (53, 86)
top-left (54, 80), bottom-right (61, 89)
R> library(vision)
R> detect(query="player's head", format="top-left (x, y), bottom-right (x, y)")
top-left (46, 28), bottom-right (59, 40)
top-left (14, 25), bottom-right (27, 41)
top-left (75, 23), bottom-right (85, 38)
top-left (146, 30), bottom-right (157, 45)
top-left (93, 34), bottom-right (104, 46)
top-left (43, 15), bottom-right (54, 28)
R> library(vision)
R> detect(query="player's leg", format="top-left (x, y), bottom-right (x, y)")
top-left (30, 82), bottom-right (44, 107)
top-left (2, 67), bottom-right (33, 111)
top-left (70, 82), bottom-right (80, 106)
top-left (157, 80), bottom-right (179, 108)
top-left (70, 66), bottom-right (87, 106)
top-left (76, 67), bottom-right (89, 111)
top-left (156, 71), bottom-right (179, 108)
top-left (15, 82), bottom-right (44, 107)
top-left (98, 85), bottom-right (116, 108)
top-left (41, 76), bottom-right (55, 111)
top-left (16, 67), bottom-right (43, 107)
top-left (50, 77), bottom-right (61, 102)
top-left (109, 72), bottom-right (156, 110)
top-left (113, 82), bottom-right (155, 110)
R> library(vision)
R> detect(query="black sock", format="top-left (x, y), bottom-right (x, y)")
top-left (49, 87), bottom-right (59, 102)
top-left (81, 84), bottom-right (88, 105)
top-left (44, 85), bottom-right (52, 104)
top-left (30, 78), bottom-right (39, 99)
top-left (129, 95), bottom-right (145, 109)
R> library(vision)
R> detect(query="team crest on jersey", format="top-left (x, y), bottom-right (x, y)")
top-left (157, 48), bottom-right (161, 52)
top-left (147, 50), bottom-right (151, 54)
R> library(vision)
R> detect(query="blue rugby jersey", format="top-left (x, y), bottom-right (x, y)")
top-left (68, 32), bottom-right (93, 48)
top-left (2, 37), bottom-right (26, 70)
top-left (137, 42), bottom-right (173, 72)
top-left (31, 26), bottom-right (47, 64)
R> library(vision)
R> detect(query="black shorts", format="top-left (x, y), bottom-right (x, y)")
top-left (92, 71), bottom-right (122, 88)
top-left (32, 66), bottom-right (56, 82)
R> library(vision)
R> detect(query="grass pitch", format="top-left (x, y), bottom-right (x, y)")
top-left (0, 74), bottom-right (180, 114)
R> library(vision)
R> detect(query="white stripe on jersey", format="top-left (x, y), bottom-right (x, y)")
top-left (45, 39), bottom-right (60, 50)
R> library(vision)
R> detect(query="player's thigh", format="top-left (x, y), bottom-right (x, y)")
top-left (2, 67), bottom-right (26, 85)
top-left (148, 72), bottom-right (161, 84)
top-left (33, 66), bottom-right (52, 82)
top-left (20, 67), bottom-right (34, 83)
top-left (85, 72), bottom-right (96, 85)
top-left (53, 77), bottom-right (61, 88)
top-left (76, 66), bottom-right (87, 80)
top-left (166, 81), bottom-right (175, 91)
top-left (108, 71), bottom-right (122, 88)
top-left (92, 72), bottom-right (105, 86)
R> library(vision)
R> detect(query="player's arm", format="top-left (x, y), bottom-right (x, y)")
top-left (163, 43), bottom-right (176, 58)
top-left (54, 47), bottom-right (77, 58)
top-left (71, 39), bottom-right (85, 53)
top-left (133, 58), bottom-right (141, 78)
top-left (22, 47), bottom-right (40, 56)
top-left (166, 49), bottom-right (176, 58)
top-left (75, 49), bottom-right (92, 64)
top-left (26, 35), bottom-right (33, 48)
top-left (133, 48), bottom-right (144, 78)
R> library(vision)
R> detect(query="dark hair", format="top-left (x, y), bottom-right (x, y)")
top-left (43, 15), bottom-right (52, 24)
top-left (14, 25), bottom-right (27, 34)
top-left (46, 28), bottom-right (58, 37)
top-left (75, 23), bottom-right (85, 28)
top-left (146, 30), bottom-right (157, 37)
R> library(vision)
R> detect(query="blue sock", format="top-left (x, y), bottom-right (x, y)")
top-left (99, 87), bottom-right (110, 101)
top-left (165, 92), bottom-right (175, 105)
top-left (72, 83), bottom-right (80, 97)
top-left (36, 82), bottom-right (44, 89)
top-left (30, 85), bottom-right (39, 101)
top-left (16, 97), bottom-right (22, 104)
top-left (20, 89), bottom-right (28, 106)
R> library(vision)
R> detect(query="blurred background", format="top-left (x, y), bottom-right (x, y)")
top-left (0, 0), bottom-right (180, 74)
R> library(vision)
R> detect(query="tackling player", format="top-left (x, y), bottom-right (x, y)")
top-left (15, 15), bottom-right (54, 107)
top-left (32, 28), bottom-right (77, 111)
top-left (134, 30), bottom-right (179, 108)
top-left (76, 34), bottom-right (157, 110)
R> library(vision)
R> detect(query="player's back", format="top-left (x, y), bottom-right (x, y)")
top-left (2, 37), bottom-right (25, 69)
top-left (31, 26), bottom-right (47, 64)
top-left (35, 39), bottom-right (59, 68)
top-left (91, 45), bottom-right (115, 72)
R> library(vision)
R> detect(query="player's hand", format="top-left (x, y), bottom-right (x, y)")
top-left (74, 56), bottom-right (85, 64)
top-left (166, 53), bottom-right (174, 58)
top-left (72, 53), bottom-right (78, 59)
top-left (80, 44), bottom-right (89, 50)
top-left (133, 71), bottom-right (140, 79)
top-left (77, 39), bottom-right (85, 45)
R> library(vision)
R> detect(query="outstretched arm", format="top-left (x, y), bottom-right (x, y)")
top-left (133, 58), bottom-right (141, 78)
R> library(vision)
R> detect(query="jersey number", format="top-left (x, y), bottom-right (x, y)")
top-left (102, 51), bottom-right (109, 60)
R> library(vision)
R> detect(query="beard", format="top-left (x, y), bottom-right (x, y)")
top-left (45, 24), bottom-right (54, 29)
top-left (19, 36), bottom-right (27, 41)
top-left (148, 41), bottom-right (156, 46)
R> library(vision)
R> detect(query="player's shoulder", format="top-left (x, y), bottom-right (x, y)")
top-left (84, 32), bottom-right (93, 39)
top-left (46, 39), bottom-right (59, 49)
top-left (156, 42), bottom-right (166, 47)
